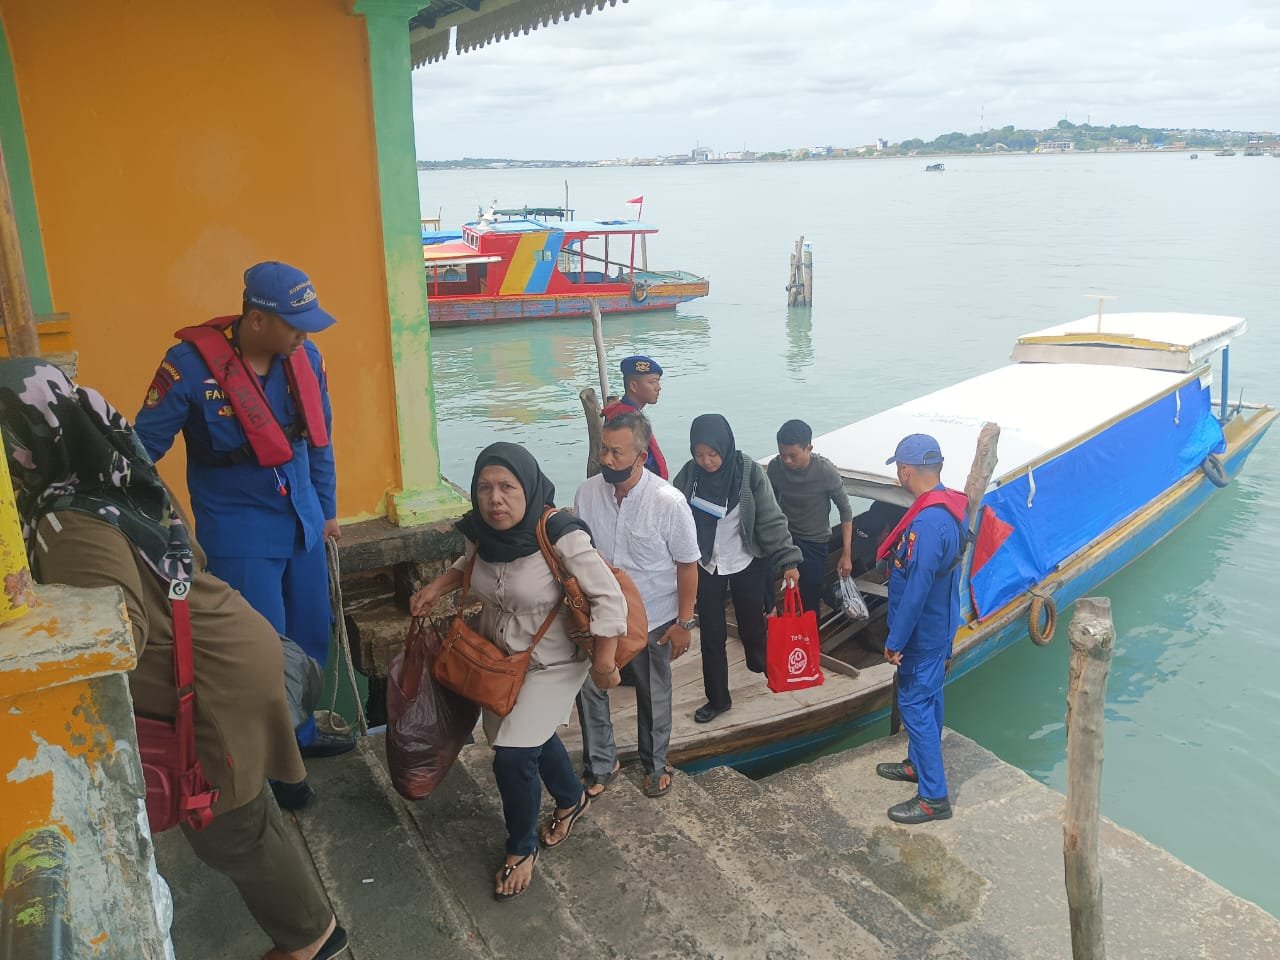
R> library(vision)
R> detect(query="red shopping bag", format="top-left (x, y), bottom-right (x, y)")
top-left (766, 586), bottom-right (825, 693)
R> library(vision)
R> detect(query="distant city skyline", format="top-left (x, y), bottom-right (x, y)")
top-left (410, 0), bottom-right (1279, 161)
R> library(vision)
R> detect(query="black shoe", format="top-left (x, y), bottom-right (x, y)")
top-left (693, 702), bottom-right (731, 724)
top-left (888, 795), bottom-right (952, 824)
top-left (300, 730), bottom-right (357, 759)
top-left (270, 778), bottom-right (317, 811)
top-left (876, 760), bottom-right (918, 783)
top-left (315, 923), bottom-right (350, 959)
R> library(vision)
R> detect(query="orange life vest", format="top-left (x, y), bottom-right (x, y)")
top-left (174, 316), bottom-right (329, 468)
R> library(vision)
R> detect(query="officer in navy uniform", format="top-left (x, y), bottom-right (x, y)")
top-left (602, 355), bottom-right (667, 479)
top-left (875, 433), bottom-right (968, 824)
top-left (134, 261), bottom-right (353, 767)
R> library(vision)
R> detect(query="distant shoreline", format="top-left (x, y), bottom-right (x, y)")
top-left (417, 146), bottom-right (1243, 172)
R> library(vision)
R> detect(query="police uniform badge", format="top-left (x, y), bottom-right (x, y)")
top-left (633, 360), bottom-right (651, 373)
top-left (144, 360), bottom-right (182, 408)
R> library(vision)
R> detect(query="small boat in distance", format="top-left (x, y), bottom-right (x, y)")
top-left (925, 162), bottom-right (945, 172)
top-left (560, 312), bottom-right (1275, 773)
top-left (422, 206), bottom-right (709, 327)
top-left (1215, 148), bottom-right (1237, 156)
top-left (1191, 153), bottom-right (1199, 159)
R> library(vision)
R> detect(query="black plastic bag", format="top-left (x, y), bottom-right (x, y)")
top-left (385, 617), bottom-right (479, 800)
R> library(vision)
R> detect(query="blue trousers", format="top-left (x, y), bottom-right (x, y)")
top-left (207, 538), bottom-right (331, 748)
top-left (492, 735), bottom-right (583, 856)
top-left (795, 537), bottom-right (830, 616)
top-left (897, 653), bottom-right (948, 801)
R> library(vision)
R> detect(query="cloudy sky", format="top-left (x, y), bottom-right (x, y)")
top-left (410, 0), bottom-right (1280, 160)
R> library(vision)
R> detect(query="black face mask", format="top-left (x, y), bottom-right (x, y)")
top-left (601, 455), bottom-right (643, 485)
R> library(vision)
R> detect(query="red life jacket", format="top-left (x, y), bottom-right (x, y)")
top-left (174, 316), bottom-right (329, 468)
top-left (602, 398), bottom-right (669, 480)
top-left (876, 488), bottom-right (970, 562)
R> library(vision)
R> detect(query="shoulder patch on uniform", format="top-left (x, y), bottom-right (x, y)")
top-left (145, 359), bottom-right (181, 408)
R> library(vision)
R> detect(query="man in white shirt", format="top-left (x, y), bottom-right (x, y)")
top-left (574, 411), bottom-right (700, 798)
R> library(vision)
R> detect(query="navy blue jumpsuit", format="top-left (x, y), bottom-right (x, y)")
top-left (134, 337), bottom-right (336, 746)
top-left (885, 487), bottom-right (962, 801)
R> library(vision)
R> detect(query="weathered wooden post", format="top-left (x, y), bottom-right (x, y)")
top-left (958, 422), bottom-right (1001, 585)
top-left (0, 137), bottom-right (41, 358)
top-left (589, 299), bottom-right (608, 404)
top-left (801, 241), bottom-right (813, 304)
top-left (579, 388), bottom-right (604, 479)
top-left (1063, 596), bottom-right (1114, 960)
top-left (786, 236), bottom-right (807, 306)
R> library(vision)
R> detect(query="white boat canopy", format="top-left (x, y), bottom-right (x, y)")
top-left (1010, 312), bottom-right (1246, 372)
top-left (813, 363), bottom-right (1205, 504)
top-left (817, 312), bottom-right (1248, 504)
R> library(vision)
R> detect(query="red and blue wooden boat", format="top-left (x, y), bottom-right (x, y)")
top-left (422, 209), bottom-right (709, 327)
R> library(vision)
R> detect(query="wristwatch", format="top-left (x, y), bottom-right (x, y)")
top-left (676, 616), bottom-right (698, 631)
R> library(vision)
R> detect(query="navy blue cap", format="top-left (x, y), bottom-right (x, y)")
top-left (243, 262), bottom-right (337, 334)
top-left (886, 433), bottom-right (944, 467)
top-left (620, 355), bottom-right (662, 377)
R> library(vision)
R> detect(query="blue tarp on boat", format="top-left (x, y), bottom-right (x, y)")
top-left (969, 377), bottom-right (1226, 619)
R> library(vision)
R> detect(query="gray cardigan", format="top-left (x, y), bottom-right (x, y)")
top-left (672, 452), bottom-right (803, 574)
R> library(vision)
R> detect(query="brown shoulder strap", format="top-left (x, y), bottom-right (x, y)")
top-left (461, 545), bottom-right (478, 592)
top-left (535, 507), bottom-right (569, 584)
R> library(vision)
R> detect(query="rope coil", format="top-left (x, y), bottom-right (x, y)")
top-left (317, 537), bottom-right (368, 738)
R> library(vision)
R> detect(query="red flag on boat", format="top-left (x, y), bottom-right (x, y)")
top-left (626, 196), bottom-right (644, 204)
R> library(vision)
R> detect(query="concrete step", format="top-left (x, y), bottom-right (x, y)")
top-left (687, 765), bottom-right (980, 960)
top-left (754, 734), bottom-right (1025, 960)
top-left (659, 765), bottom-right (896, 960)
top-left (394, 741), bottom-right (609, 958)
top-left (297, 739), bottom-right (490, 960)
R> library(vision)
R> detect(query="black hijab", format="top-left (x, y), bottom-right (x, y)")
top-left (687, 414), bottom-right (744, 563)
top-left (455, 441), bottom-right (589, 563)
top-left (0, 358), bottom-right (194, 585)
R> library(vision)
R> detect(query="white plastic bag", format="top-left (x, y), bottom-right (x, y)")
top-left (837, 576), bottom-right (870, 621)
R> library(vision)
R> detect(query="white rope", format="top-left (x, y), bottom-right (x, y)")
top-left (317, 537), bottom-right (368, 737)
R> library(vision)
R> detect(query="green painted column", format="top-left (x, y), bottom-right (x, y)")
top-left (353, 0), bottom-right (467, 525)
top-left (0, 18), bottom-right (53, 317)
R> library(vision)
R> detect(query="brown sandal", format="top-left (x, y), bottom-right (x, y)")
top-left (540, 792), bottom-right (589, 848)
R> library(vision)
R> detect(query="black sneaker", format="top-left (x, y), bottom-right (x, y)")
top-left (888, 795), bottom-right (952, 824)
top-left (876, 760), bottom-right (917, 783)
top-left (270, 779), bottom-right (317, 811)
top-left (300, 730), bottom-right (357, 759)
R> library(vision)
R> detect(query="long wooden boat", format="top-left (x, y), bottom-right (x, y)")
top-left (422, 208), bottom-right (709, 327)
top-left (558, 312), bottom-right (1275, 774)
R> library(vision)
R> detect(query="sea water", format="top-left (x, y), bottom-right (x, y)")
top-left (421, 153), bottom-right (1280, 915)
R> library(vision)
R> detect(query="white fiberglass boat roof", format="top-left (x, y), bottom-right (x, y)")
top-left (814, 362), bottom-right (1203, 494)
top-left (1011, 312), bottom-right (1246, 372)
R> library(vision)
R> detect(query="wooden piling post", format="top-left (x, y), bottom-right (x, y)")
top-left (958, 422), bottom-right (1001, 584)
top-left (1063, 596), bottom-right (1114, 960)
top-left (801, 242), bottom-right (813, 304)
top-left (0, 137), bottom-right (41, 358)
top-left (589, 299), bottom-right (609, 405)
top-left (579, 388), bottom-right (604, 478)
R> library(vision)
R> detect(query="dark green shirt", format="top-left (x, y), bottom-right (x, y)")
top-left (766, 453), bottom-right (853, 542)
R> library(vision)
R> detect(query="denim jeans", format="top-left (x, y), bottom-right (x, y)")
top-left (492, 733), bottom-right (583, 855)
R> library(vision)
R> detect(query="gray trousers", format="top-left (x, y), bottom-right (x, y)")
top-left (576, 621), bottom-right (673, 778)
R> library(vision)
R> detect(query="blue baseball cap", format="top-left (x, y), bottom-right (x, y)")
top-left (620, 355), bottom-right (663, 377)
top-left (243, 261), bottom-right (337, 334)
top-left (886, 433), bottom-right (944, 467)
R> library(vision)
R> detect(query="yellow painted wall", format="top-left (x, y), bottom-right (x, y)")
top-left (1, 0), bottom-right (399, 520)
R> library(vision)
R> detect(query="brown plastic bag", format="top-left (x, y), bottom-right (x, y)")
top-left (385, 617), bottom-right (480, 800)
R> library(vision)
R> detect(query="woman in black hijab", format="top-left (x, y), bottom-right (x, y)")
top-left (672, 415), bottom-right (801, 724)
top-left (411, 442), bottom-right (628, 901)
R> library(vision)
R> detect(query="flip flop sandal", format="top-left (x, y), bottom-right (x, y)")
top-left (540, 792), bottom-right (589, 849)
top-left (494, 849), bottom-right (538, 902)
top-left (643, 766), bottom-right (674, 798)
top-left (583, 761), bottom-right (621, 798)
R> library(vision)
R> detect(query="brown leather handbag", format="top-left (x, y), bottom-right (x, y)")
top-left (535, 508), bottom-right (650, 669)
top-left (431, 550), bottom-right (560, 717)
